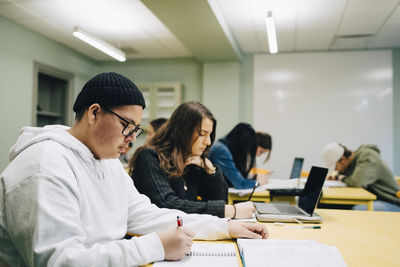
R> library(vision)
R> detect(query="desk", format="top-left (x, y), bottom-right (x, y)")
top-left (267, 209), bottom-right (400, 267)
top-left (319, 187), bottom-right (376, 211)
top-left (145, 209), bottom-right (400, 267)
top-left (228, 187), bottom-right (377, 211)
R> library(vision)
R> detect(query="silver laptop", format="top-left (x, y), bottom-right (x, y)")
top-left (255, 166), bottom-right (328, 223)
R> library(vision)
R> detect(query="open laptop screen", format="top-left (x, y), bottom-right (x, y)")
top-left (289, 157), bottom-right (304, 179)
top-left (298, 166), bottom-right (328, 215)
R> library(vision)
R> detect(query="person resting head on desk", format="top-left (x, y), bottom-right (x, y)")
top-left (129, 101), bottom-right (255, 220)
top-left (0, 73), bottom-right (268, 267)
top-left (322, 142), bottom-right (400, 212)
top-left (208, 123), bottom-right (270, 189)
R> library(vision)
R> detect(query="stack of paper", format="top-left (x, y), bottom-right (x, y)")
top-left (237, 239), bottom-right (347, 267)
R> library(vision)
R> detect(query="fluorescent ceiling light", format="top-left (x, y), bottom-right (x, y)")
top-left (265, 11), bottom-right (278, 54)
top-left (72, 27), bottom-right (126, 62)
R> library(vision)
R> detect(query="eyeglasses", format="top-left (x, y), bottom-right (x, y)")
top-left (103, 107), bottom-right (143, 138)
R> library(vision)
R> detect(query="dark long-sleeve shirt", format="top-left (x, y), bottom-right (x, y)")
top-left (131, 148), bottom-right (228, 218)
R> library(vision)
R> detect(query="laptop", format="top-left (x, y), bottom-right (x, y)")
top-left (289, 157), bottom-right (304, 179)
top-left (255, 166), bottom-right (328, 223)
top-left (269, 157), bottom-right (304, 197)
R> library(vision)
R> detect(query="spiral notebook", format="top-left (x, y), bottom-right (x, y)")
top-left (153, 242), bottom-right (239, 267)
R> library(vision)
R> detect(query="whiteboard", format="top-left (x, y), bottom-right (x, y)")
top-left (253, 50), bottom-right (393, 179)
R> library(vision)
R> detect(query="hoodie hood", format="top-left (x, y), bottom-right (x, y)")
top-left (9, 125), bottom-right (106, 180)
top-left (9, 125), bottom-right (94, 163)
top-left (358, 144), bottom-right (380, 154)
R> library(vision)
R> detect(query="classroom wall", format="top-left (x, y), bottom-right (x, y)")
top-left (239, 54), bottom-right (254, 124)
top-left (0, 16), bottom-right (98, 172)
top-left (203, 61), bottom-right (240, 138)
top-left (253, 50), bottom-right (394, 178)
top-left (98, 58), bottom-right (203, 102)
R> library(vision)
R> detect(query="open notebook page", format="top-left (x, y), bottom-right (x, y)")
top-left (153, 242), bottom-right (239, 267)
top-left (237, 239), bottom-right (347, 267)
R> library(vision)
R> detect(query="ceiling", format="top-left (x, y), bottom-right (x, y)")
top-left (1, 0), bottom-right (399, 62)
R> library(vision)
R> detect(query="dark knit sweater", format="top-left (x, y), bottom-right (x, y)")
top-left (131, 148), bottom-right (228, 218)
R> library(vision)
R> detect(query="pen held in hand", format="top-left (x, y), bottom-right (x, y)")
top-left (248, 180), bottom-right (259, 201)
top-left (177, 216), bottom-right (183, 227)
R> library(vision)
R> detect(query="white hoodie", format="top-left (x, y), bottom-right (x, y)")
top-left (0, 125), bottom-right (230, 267)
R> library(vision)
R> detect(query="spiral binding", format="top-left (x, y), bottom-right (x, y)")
top-left (189, 250), bottom-right (236, 257)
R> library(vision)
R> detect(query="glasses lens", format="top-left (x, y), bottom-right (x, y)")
top-left (135, 128), bottom-right (143, 138)
top-left (123, 123), bottom-right (143, 138)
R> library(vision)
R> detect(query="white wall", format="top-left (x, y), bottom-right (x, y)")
top-left (203, 61), bottom-right (240, 138)
top-left (253, 50), bottom-right (393, 178)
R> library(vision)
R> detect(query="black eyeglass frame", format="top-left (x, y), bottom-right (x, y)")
top-left (103, 107), bottom-right (143, 138)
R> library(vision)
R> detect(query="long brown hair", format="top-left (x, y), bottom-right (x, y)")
top-left (256, 131), bottom-right (272, 163)
top-left (129, 101), bottom-right (217, 178)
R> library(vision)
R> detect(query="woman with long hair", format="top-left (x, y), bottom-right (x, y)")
top-left (129, 101), bottom-right (254, 219)
top-left (208, 123), bottom-right (269, 189)
top-left (256, 131), bottom-right (272, 162)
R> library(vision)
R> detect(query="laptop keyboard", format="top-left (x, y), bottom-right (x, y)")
top-left (275, 205), bottom-right (306, 215)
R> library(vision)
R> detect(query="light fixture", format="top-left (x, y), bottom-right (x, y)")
top-left (265, 11), bottom-right (278, 54)
top-left (72, 27), bottom-right (126, 62)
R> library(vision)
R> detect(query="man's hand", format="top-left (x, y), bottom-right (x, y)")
top-left (157, 227), bottom-right (195, 260)
top-left (228, 221), bottom-right (268, 239)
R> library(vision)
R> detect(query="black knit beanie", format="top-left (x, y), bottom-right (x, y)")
top-left (73, 72), bottom-right (146, 113)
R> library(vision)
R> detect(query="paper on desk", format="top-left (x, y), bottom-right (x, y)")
top-left (298, 178), bottom-right (347, 188)
top-left (237, 239), bottom-right (347, 267)
top-left (228, 179), bottom-right (302, 196)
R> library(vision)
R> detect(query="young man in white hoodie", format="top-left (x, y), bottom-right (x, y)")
top-left (0, 72), bottom-right (268, 267)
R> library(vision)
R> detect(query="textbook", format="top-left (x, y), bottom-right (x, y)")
top-left (237, 239), bottom-right (347, 267)
top-left (153, 242), bottom-right (239, 267)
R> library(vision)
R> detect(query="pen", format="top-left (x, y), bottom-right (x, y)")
top-left (248, 180), bottom-right (259, 201)
top-left (177, 216), bottom-right (183, 227)
top-left (284, 225), bottom-right (321, 229)
top-left (239, 249), bottom-right (246, 267)
top-left (274, 223), bottom-right (321, 229)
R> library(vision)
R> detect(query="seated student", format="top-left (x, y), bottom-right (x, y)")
top-left (130, 101), bottom-right (254, 219)
top-left (146, 117), bottom-right (167, 142)
top-left (249, 131), bottom-right (273, 177)
top-left (0, 72), bottom-right (268, 267)
top-left (208, 123), bottom-right (269, 189)
top-left (322, 142), bottom-right (400, 212)
top-left (256, 131), bottom-right (272, 162)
